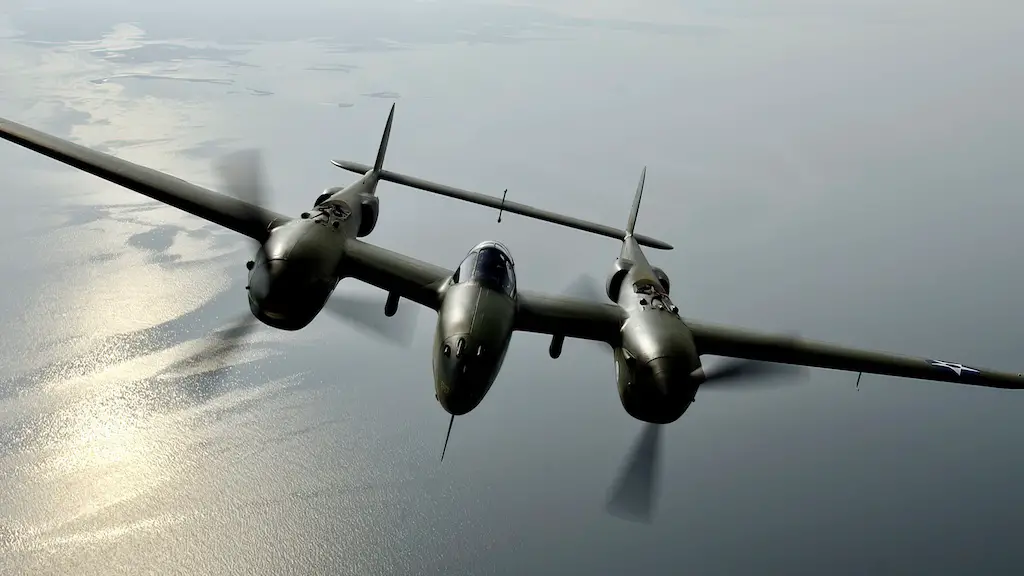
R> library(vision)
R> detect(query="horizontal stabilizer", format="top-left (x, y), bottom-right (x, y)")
top-left (330, 159), bottom-right (673, 251)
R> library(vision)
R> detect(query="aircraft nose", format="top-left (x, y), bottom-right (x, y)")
top-left (441, 335), bottom-right (478, 382)
top-left (438, 334), bottom-right (488, 414)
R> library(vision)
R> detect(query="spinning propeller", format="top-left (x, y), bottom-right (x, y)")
top-left (180, 150), bottom-right (418, 370)
top-left (564, 273), bottom-right (806, 522)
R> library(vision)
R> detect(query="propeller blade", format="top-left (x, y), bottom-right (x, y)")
top-left (166, 312), bottom-right (260, 374)
top-left (564, 273), bottom-right (605, 303)
top-left (606, 422), bottom-right (663, 523)
top-left (213, 148), bottom-right (269, 236)
top-left (699, 357), bottom-right (808, 388)
top-left (561, 274), bottom-right (613, 356)
top-left (323, 292), bottom-right (419, 347)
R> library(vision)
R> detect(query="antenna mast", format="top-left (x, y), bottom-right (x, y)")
top-left (441, 415), bottom-right (455, 461)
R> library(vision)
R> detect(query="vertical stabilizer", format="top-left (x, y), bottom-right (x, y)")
top-left (625, 166), bottom-right (646, 238)
top-left (373, 103), bottom-right (395, 174)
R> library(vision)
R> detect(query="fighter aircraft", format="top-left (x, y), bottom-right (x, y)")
top-left (4, 113), bottom-right (1023, 522)
top-left (324, 159), bottom-right (1024, 520)
top-left (0, 107), bottom-right (670, 357)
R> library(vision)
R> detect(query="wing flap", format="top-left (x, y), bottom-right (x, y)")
top-left (0, 116), bottom-right (289, 241)
top-left (686, 319), bottom-right (1024, 389)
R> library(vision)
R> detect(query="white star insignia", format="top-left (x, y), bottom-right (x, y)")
top-left (930, 360), bottom-right (980, 376)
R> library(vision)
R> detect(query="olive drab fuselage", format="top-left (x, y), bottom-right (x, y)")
top-left (431, 242), bottom-right (518, 415)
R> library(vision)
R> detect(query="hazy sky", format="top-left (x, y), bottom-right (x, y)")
top-left (1, 1), bottom-right (1023, 574)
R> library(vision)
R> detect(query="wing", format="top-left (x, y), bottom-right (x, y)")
top-left (341, 239), bottom-right (452, 311)
top-left (514, 290), bottom-right (625, 345)
top-left (0, 116), bottom-right (289, 242)
top-left (685, 319), bottom-right (1024, 389)
top-left (340, 239), bottom-right (625, 341)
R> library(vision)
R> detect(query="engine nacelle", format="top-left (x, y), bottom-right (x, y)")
top-left (357, 195), bottom-right (379, 237)
top-left (314, 186), bottom-right (343, 207)
top-left (605, 258), bottom-right (634, 302)
top-left (651, 266), bottom-right (671, 295)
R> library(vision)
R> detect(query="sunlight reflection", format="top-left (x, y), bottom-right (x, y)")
top-left (1, 20), bottom-right (255, 209)
top-left (0, 235), bottom-right (232, 379)
top-left (5, 365), bottom-right (303, 557)
top-left (70, 254), bottom-right (227, 339)
top-left (0, 11), bottom-right (427, 574)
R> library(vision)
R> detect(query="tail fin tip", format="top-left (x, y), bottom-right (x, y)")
top-left (373, 102), bottom-right (395, 173)
top-left (625, 165), bottom-right (646, 238)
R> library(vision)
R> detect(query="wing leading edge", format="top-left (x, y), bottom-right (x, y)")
top-left (23, 116), bottom-right (1005, 390)
top-left (0, 115), bottom-right (631, 343)
top-left (686, 319), bottom-right (1024, 389)
top-left (0, 116), bottom-right (289, 242)
top-left (514, 291), bottom-right (625, 345)
top-left (340, 239), bottom-right (625, 342)
top-left (340, 239), bottom-right (451, 311)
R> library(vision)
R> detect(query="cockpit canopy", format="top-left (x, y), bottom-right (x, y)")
top-left (453, 241), bottom-right (516, 297)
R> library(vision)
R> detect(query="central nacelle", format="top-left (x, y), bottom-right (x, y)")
top-left (432, 242), bottom-right (518, 415)
top-left (432, 283), bottom-right (516, 415)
